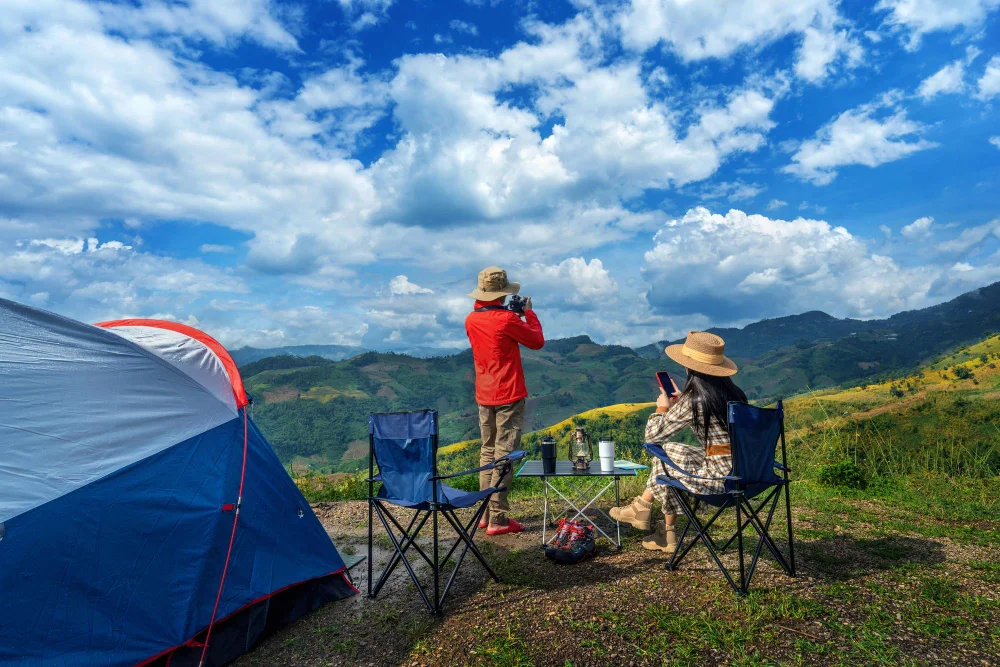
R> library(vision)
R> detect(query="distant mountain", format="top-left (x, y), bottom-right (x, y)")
top-left (242, 281), bottom-right (1000, 473)
top-left (636, 282), bottom-right (1000, 361)
top-left (635, 310), bottom-right (876, 359)
top-left (232, 344), bottom-right (369, 366)
top-left (231, 342), bottom-right (458, 366)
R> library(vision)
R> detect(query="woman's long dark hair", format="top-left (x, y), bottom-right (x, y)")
top-left (681, 369), bottom-right (748, 441)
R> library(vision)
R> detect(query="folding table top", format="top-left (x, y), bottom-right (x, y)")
top-left (516, 459), bottom-right (646, 477)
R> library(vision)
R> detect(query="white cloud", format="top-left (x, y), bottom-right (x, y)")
top-left (766, 199), bottom-right (788, 211)
top-left (449, 19), bottom-right (478, 36)
top-left (917, 60), bottom-right (967, 99)
top-left (990, 136), bottom-right (1000, 149)
top-left (875, 0), bottom-right (1000, 50)
top-left (795, 26), bottom-right (864, 83)
top-left (200, 244), bottom-right (234, 254)
top-left (617, 0), bottom-right (862, 83)
top-left (336, 0), bottom-right (394, 30)
top-left (901, 215), bottom-right (934, 240)
top-left (642, 207), bottom-right (1000, 322)
top-left (695, 180), bottom-right (765, 202)
top-left (976, 55), bottom-right (1000, 100)
top-left (783, 92), bottom-right (937, 185)
top-left (520, 257), bottom-right (619, 309)
top-left (96, 0), bottom-right (301, 51)
top-left (1, 235), bottom-right (245, 322)
top-left (389, 275), bottom-right (433, 295)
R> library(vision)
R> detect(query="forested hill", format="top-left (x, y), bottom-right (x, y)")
top-left (242, 281), bottom-right (1000, 472)
top-left (635, 281), bottom-right (1000, 359)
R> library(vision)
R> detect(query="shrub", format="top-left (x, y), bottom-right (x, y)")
top-left (817, 460), bottom-right (867, 490)
top-left (953, 366), bottom-right (974, 380)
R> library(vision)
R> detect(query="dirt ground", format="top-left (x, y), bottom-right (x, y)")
top-left (235, 495), bottom-right (1000, 667)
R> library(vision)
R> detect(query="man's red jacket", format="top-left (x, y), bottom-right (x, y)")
top-left (465, 300), bottom-right (545, 406)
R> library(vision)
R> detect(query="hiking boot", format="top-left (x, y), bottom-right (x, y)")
top-left (609, 496), bottom-right (652, 530)
top-left (486, 518), bottom-right (524, 536)
top-left (550, 522), bottom-right (596, 565)
top-left (642, 524), bottom-right (678, 554)
top-left (544, 518), bottom-right (575, 559)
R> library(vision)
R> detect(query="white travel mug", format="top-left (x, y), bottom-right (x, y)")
top-left (599, 438), bottom-right (615, 473)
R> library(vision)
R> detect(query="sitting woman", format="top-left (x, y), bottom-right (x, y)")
top-left (610, 331), bottom-right (746, 554)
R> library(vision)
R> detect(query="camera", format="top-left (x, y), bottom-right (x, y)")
top-left (507, 294), bottom-right (528, 314)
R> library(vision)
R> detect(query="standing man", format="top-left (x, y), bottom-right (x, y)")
top-left (465, 266), bottom-right (544, 535)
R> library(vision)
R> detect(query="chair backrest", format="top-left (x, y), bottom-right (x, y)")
top-left (727, 401), bottom-right (784, 490)
top-left (369, 410), bottom-right (438, 504)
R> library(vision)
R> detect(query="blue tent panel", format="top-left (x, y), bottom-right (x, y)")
top-left (0, 415), bottom-right (354, 667)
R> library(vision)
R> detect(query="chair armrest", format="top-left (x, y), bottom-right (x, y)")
top-left (433, 450), bottom-right (527, 481)
top-left (774, 462), bottom-right (790, 472)
top-left (644, 443), bottom-right (740, 481)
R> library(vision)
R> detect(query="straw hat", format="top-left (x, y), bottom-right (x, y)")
top-left (665, 331), bottom-right (738, 377)
top-left (467, 266), bottom-right (520, 300)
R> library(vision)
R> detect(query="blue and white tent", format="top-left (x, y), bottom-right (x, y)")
top-left (0, 299), bottom-right (356, 666)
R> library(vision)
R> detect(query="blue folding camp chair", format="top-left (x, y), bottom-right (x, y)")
top-left (644, 400), bottom-right (796, 595)
top-left (367, 410), bottom-right (526, 614)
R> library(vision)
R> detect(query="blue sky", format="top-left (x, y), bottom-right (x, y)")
top-left (2, 0), bottom-right (999, 351)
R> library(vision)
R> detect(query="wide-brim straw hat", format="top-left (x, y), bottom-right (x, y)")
top-left (467, 266), bottom-right (520, 300)
top-left (665, 331), bottom-right (738, 377)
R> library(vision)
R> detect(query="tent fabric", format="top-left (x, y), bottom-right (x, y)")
top-left (0, 299), bottom-right (354, 666)
top-left (96, 318), bottom-right (249, 410)
top-left (0, 299), bottom-right (235, 523)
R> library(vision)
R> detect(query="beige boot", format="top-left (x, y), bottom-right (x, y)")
top-left (609, 496), bottom-right (652, 530)
top-left (642, 524), bottom-right (678, 553)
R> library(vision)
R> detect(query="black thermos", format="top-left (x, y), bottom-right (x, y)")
top-left (541, 436), bottom-right (557, 474)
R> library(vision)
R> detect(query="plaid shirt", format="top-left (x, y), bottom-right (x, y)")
top-left (644, 393), bottom-right (731, 457)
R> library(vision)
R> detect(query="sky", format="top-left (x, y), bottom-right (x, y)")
top-left (2, 0), bottom-right (1000, 352)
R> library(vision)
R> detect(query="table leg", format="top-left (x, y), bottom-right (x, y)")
top-left (542, 477), bottom-right (549, 545)
top-left (615, 476), bottom-right (621, 549)
top-left (548, 479), bottom-right (619, 546)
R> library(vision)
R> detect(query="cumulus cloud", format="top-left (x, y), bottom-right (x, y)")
top-left (901, 216), bottom-right (934, 240)
top-left (1, 235), bottom-right (245, 323)
top-left (641, 207), bottom-right (1000, 323)
top-left (875, 0), bottom-right (1000, 50)
top-left (617, 0), bottom-right (862, 82)
top-left (389, 275), bottom-right (433, 295)
top-left (336, 0), bottom-right (394, 30)
top-left (519, 257), bottom-right (619, 309)
top-left (918, 61), bottom-right (967, 99)
top-left (783, 92), bottom-right (937, 185)
top-left (976, 55), bottom-right (1000, 100)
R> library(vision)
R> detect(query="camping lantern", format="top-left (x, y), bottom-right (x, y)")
top-left (568, 426), bottom-right (593, 470)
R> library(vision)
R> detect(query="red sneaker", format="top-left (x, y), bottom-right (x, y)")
top-left (478, 512), bottom-right (489, 530)
top-left (486, 518), bottom-right (524, 536)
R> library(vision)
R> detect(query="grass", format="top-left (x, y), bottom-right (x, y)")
top-left (257, 336), bottom-right (1000, 665)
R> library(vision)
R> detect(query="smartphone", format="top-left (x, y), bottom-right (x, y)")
top-left (656, 371), bottom-right (677, 397)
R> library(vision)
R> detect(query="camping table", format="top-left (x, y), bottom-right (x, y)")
top-left (515, 460), bottom-right (648, 549)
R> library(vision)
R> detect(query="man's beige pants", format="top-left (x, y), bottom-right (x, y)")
top-left (478, 399), bottom-right (525, 526)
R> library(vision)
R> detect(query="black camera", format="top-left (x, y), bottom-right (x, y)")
top-left (507, 294), bottom-right (528, 314)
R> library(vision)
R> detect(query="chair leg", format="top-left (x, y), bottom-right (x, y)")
top-left (373, 509), bottom-right (429, 595)
top-left (784, 482), bottom-right (796, 576)
top-left (433, 509), bottom-right (441, 615)
top-left (367, 497), bottom-right (373, 598)
top-left (370, 502), bottom-right (435, 613)
top-left (441, 507), bottom-right (500, 582)
top-left (735, 494), bottom-right (747, 596)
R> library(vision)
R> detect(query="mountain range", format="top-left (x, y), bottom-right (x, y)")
top-left (241, 281), bottom-right (1000, 472)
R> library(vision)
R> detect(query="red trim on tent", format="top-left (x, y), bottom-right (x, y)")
top-left (95, 318), bottom-right (249, 408)
top-left (133, 568), bottom-right (358, 667)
